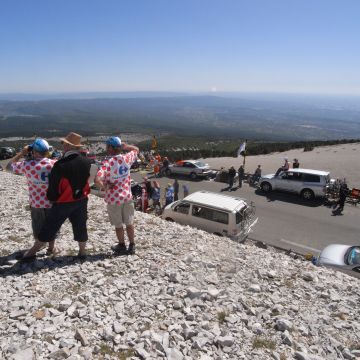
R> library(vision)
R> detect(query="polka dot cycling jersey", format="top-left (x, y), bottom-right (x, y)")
top-left (12, 158), bottom-right (56, 208)
top-left (96, 150), bottom-right (138, 205)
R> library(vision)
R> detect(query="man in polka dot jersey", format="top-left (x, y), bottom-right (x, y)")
top-left (95, 136), bottom-right (139, 255)
top-left (6, 138), bottom-right (57, 256)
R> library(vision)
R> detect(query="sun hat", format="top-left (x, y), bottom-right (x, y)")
top-left (106, 136), bottom-right (122, 148)
top-left (60, 132), bottom-right (82, 148)
top-left (31, 138), bottom-right (50, 153)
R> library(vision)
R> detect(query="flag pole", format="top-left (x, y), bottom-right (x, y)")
top-left (242, 140), bottom-right (247, 169)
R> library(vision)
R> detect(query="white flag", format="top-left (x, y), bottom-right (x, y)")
top-left (237, 142), bottom-right (246, 157)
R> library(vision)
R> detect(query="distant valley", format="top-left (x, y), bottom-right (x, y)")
top-left (1, 94), bottom-right (360, 141)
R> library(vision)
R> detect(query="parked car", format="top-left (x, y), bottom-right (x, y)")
top-left (316, 244), bottom-right (360, 274)
top-left (258, 168), bottom-right (331, 200)
top-left (167, 160), bottom-right (212, 179)
top-left (162, 190), bottom-right (258, 241)
top-left (0, 147), bottom-right (16, 160)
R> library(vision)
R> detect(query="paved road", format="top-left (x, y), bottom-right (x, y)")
top-left (132, 170), bottom-right (360, 257)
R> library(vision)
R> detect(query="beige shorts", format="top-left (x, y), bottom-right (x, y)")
top-left (107, 202), bottom-right (135, 227)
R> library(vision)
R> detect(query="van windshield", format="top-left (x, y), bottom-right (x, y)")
top-left (346, 246), bottom-right (360, 266)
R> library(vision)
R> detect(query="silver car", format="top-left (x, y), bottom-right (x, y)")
top-left (167, 160), bottom-right (212, 179)
top-left (259, 168), bottom-right (331, 200)
top-left (316, 244), bottom-right (360, 274)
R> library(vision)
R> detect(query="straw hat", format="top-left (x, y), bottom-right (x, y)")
top-left (60, 132), bottom-right (83, 148)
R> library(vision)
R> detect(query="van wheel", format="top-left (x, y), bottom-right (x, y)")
top-left (165, 217), bottom-right (174, 222)
top-left (189, 172), bottom-right (197, 180)
top-left (213, 232), bottom-right (223, 237)
top-left (301, 189), bottom-right (314, 200)
top-left (261, 182), bottom-right (272, 193)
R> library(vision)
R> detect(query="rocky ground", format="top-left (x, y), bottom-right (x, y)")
top-left (0, 171), bottom-right (360, 360)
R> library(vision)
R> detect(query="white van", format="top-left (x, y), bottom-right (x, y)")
top-left (162, 191), bottom-right (258, 241)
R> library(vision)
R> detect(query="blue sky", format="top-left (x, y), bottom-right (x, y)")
top-left (0, 0), bottom-right (359, 94)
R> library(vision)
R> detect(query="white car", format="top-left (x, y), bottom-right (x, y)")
top-left (259, 168), bottom-right (331, 200)
top-left (316, 244), bottom-right (360, 274)
top-left (167, 160), bottom-right (212, 179)
top-left (162, 190), bottom-right (258, 241)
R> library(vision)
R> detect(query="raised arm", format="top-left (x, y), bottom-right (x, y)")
top-left (6, 146), bottom-right (28, 172)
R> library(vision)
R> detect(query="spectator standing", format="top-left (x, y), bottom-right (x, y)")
top-left (228, 166), bottom-right (236, 190)
top-left (238, 165), bottom-right (245, 188)
top-left (183, 184), bottom-right (189, 198)
top-left (173, 179), bottom-right (179, 201)
top-left (23, 133), bottom-right (92, 259)
top-left (143, 176), bottom-right (153, 198)
top-left (165, 183), bottom-right (174, 206)
top-left (7, 138), bottom-right (57, 258)
top-left (95, 136), bottom-right (139, 255)
top-left (151, 181), bottom-right (161, 209)
top-left (332, 180), bottom-right (349, 214)
top-left (161, 156), bottom-right (170, 176)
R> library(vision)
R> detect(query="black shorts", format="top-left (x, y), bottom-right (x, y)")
top-left (38, 198), bottom-right (88, 242)
top-left (30, 207), bottom-right (52, 239)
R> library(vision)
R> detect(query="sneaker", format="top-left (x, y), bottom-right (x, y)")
top-left (111, 243), bottom-right (128, 255)
top-left (128, 243), bottom-right (135, 255)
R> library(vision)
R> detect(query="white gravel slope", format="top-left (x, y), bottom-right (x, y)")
top-left (0, 171), bottom-right (360, 360)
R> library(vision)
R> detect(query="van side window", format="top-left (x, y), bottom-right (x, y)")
top-left (192, 205), bottom-right (229, 224)
top-left (174, 202), bottom-right (190, 215)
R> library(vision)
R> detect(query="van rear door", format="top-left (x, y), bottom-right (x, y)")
top-left (235, 204), bottom-right (258, 241)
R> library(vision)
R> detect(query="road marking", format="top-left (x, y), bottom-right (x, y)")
top-left (280, 238), bottom-right (320, 253)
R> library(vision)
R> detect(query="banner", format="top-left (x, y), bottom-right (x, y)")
top-left (237, 142), bottom-right (246, 157)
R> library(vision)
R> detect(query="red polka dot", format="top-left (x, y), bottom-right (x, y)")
top-left (30, 161), bottom-right (35, 166)
top-left (31, 170), bottom-right (36, 175)
top-left (35, 166), bottom-right (41, 170)
top-left (26, 166), bottom-right (30, 170)
top-left (46, 165), bottom-right (51, 170)
top-left (114, 193), bottom-right (119, 197)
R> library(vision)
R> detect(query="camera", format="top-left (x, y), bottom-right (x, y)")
top-left (25, 145), bottom-right (34, 160)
